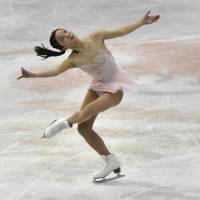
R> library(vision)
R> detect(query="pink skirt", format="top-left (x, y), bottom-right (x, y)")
top-left (88, 69), bottom-right (139, 95)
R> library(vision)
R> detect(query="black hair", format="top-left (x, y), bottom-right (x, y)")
top-left (34, 29), bottom-right (66, 59)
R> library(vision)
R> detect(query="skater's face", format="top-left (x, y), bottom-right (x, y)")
top-left (55, 29), bottom-right (77, 50)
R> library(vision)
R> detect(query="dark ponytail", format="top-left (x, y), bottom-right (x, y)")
top-left (34, 28), bottom-right (66, 59)
top-left (34, 43), bottom-right (65, 59)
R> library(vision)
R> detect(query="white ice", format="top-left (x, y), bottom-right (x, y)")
top-left (0, 0), bottom-right (200, 200)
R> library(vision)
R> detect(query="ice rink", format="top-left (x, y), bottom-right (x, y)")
top-left (0, 0), bottom-right (200, 199)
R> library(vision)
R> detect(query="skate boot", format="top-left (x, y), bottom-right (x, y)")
top-left (93, 153), bottom-right (125, 183)
top-left (41, 118), bottom-right (73, 139)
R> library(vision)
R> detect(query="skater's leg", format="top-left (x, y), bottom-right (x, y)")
top-left (75, 89), bottom-right (111, 155)
top-left (78, 117), bottom-right (111, 156)
top-left (67, 89), bottom-right (123, 125)
top-left (73, 89), bottom-right (124, 180)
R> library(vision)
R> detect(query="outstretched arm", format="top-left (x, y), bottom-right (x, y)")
top-left (91, 11), bottom-right (160, 40)
top-left (17, 59), bottom-right (75, 79)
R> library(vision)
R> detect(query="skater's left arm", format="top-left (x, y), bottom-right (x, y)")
top-left (91, 11), bottom-right (160, 40)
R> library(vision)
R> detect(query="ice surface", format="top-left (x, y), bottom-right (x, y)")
top-left (0, 0), bottom-right (200, 200)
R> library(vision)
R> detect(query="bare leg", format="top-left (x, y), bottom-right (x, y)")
top-left (67, 110), bottom-right (91, 125)
top-left (78, 126), bottom-right (110, 155)
top-left (75, 89), bottom-right (111, 155)
top-left (67, 90), bottom-right (124, 125)
top-left (70, 89), bottom-right (123, 156)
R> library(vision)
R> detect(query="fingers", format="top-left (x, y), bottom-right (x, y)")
top-left (154, 15), bottom-right (160, 19)
top-left (17, 67), bottom-right (25, 80)
top-left (17, 75), bottom-right (23, 80)
top-left (150, 15), bottom-right (160, 20)
top-left (21, 67), bottom-right (26, 72)
top-left (145, 13), bottom-right (160, 24)
top-left (152, 15), bottom-right (160, 22)
top-left (146, 10), bottom-right (151, 16)
top-left (145, 10), bottom-right (160, 19)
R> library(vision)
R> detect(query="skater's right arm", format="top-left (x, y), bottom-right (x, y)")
top-left (17, 58), bottom-right (76, 79)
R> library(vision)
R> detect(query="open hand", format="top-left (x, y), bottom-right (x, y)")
top-left (142, 10), bottom-right (160, 25)
top-left (17, 67), bottom-right (35, 80)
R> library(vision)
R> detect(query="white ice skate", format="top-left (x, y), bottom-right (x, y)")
top-left (41, 118), bottom-right (73, 139)
top-left (93, 153), bottom-right (125, 183)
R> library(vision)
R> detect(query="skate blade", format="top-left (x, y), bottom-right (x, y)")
top-left (40, 133), bottom-right (46, 139)
top-left (93, 174), bottom-right (125, 183)
top-left (49, 119), bottom-right (57, 126)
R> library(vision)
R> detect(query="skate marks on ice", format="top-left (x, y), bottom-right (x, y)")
top-left (0, 0), bottom-right (200, 198)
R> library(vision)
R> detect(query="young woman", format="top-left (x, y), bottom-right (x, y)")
top-left (17, 11), bottom-right (160, 182)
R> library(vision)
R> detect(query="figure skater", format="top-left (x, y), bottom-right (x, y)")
top-left (17, 11), bottom-right (160, 182)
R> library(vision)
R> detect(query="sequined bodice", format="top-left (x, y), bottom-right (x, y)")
top-left (79, 49), bottom-right (119, 82)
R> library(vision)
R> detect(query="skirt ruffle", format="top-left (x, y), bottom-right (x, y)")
top-left (88, 69), bottom-right (139, 94)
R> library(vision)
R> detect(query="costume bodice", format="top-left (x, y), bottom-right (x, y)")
top-left (79, 49), bottom-right (119, 82)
